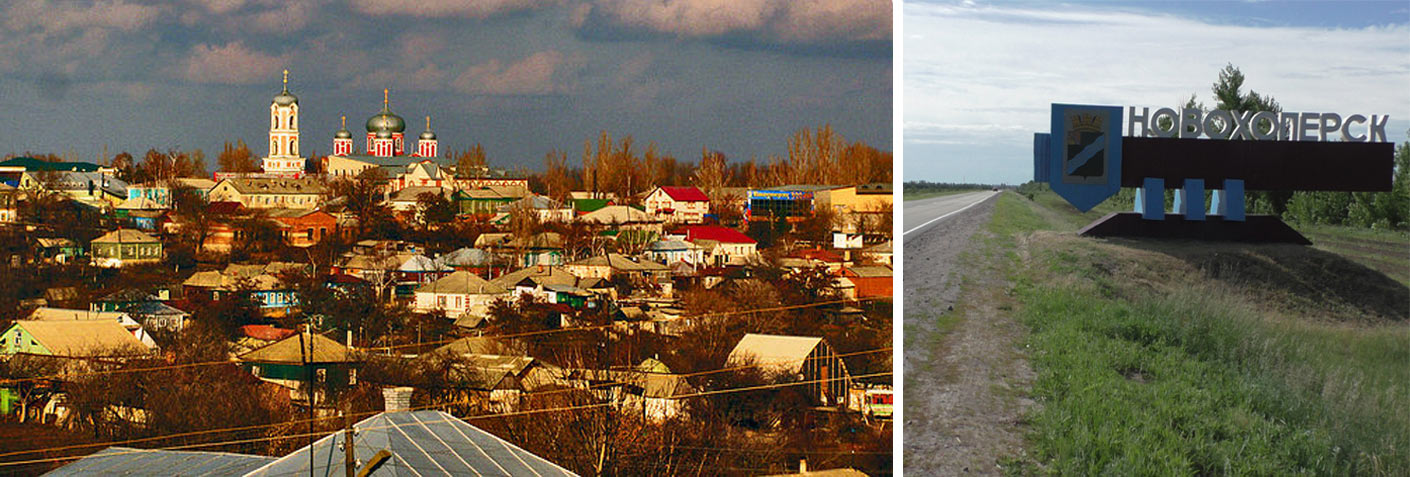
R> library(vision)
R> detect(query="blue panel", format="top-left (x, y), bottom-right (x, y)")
top-left (1224, 179), bottom-right (1245, 222)
top-left (1134, 187), bottom-right (1145, 214)
top-left (1048, 104), bottom-right (1123, 212)
top-left (1033, 133), bottom-right (1050, 182)
top-left (1141, 177), bottom-right (1164, 220)
top-left (1179, 178), bottom-right (1205, 221)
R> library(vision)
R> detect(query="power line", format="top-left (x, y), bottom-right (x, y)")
top-left (0, 348), bottom-right (892, 462)
top-left (0, 367), bottom-right (892, 468)
top-left (0, 371), bottom-right (888, 470)
top-left (1, 296), bottom-right (885, 386)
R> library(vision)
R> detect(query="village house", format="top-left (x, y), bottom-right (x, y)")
top-left (33, 237), bottom-right (84, 264)
top-left (645, 239), bottom-right (707, 265)
top-left (20, 170), bottom-right (128, 208)
top-left (726, 333), bottom-right (852, 407)
top-left (452, 185), bottom-right (529, 216)
top-left (474, 232), bottom-right (565, 267)
top-left (436, 247), bottom-right (504, 277)
top-left (1, 320), bottom-right (151, 357)
top-left (265, 208), bottom-right (336, 247)
top-left (643, 186), bottom-right (710, 224)
top-left (496, 195), bottom-right (573, 223)
top-left (577, 205), bottom-right (660, 231)
top-left (0, 182), bottom-right (19, 222)
top-left (490, 265), bottom-right (610, 309)
top-left (669, 225), bottom-right (759, 266)
top-left (412, 271), bottom-right (509, 318)
top-left (90, 229), bottom-right (163, 268)
top-left (237, 331), bottom-right (360, 405)
top-left (417, 347), bottom-right (565, 413)
top-left (835, 265), bottom-right (893, 300)
top-left (565, 253), bottom-right (670, 282)
top-left (618, 358), bottom-right (695, 421)
top-left (26, 307), bottom-right (159, 348)
top-left (122, 178), bottom-right (216, 209)
top-left (207, 177), bottom-right (326, 209)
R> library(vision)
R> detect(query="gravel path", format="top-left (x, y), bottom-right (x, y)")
top-left (903, 193), bottom-right (1035, 475)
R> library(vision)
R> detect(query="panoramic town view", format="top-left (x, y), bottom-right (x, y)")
top-left (0, 1), bottom-right (893, 475)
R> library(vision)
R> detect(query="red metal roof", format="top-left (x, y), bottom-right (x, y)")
top-left (677, 225), bottom-right (757, 244)
top-left (660, 186), bottom-right (709, 202)
top-left (789, 248), bottom-right (844, 263)
top-left (240, 324), bottom-right (297, 341)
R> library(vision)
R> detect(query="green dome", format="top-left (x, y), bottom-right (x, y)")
top-left (335, 127), bottom-right (352, 139)
top-left (420, 130), bottom-right (437, 140)
top-left (366, 90), bottom-right (405, 133)
top-left (273, 89), bottom-right (298, 106)
top-left (376, 129), bottom-right (393, 139)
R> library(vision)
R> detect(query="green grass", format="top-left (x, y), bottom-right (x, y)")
top-left (1000, 188), bottom-right (1410, 476)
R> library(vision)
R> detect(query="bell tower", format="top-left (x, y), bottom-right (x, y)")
top-left (262, 69), bottom-right (304, 175)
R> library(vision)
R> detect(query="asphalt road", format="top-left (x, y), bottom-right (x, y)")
top-left (903, 190), bottom-right (1001, 236)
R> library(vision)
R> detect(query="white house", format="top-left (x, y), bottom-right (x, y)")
top-left (413, 271), bottom-right (509, 318)
top-left (643, 186), bottom-right (709, 224)
top-left (645, 240), bottom-right (706, 265)
top-left (668, 225), bottom-right (758, 266)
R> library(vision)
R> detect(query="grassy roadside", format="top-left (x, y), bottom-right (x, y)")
top-left (998, 189), bottom-right (1410, 475)
top-left (904, 188), bottom-right (987, 201)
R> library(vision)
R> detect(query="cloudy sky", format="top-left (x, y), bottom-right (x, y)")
top-left (905, 0), bottom-right (1410, 184)
top-left (0, 0), bottom-right (891, 170)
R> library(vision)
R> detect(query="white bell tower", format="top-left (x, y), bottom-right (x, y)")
top-left (262, 69), bottom-right (305, 176)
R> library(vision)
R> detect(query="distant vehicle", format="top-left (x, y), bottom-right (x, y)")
top-left (992, 187), bottom-right (1000, 192)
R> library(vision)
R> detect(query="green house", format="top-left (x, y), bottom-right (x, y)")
top-left (237, 332), bottom-right (361, 405)
top-left (90, 228), bottom-right (162, 268)
top-left (453, 188), bottom-right (518, 216)
top-left (1, 320), bottom-right (148, 357)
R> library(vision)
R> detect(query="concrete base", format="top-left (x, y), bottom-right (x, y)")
top-left (1078, 212), bottom-right (1311, 244)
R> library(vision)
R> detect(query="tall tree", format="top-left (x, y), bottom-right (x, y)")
top-left (454, 143), bottom-right (488, 177)
top-left (217, 140), bottom-right (258, 173)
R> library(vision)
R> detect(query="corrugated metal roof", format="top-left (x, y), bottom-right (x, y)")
top-left (416, 270), bottom-right (508, 295)
top-left (725, 333), bottom-right (824, 374)
top-left (7, 320), bottom-right (149, 357)
top-left (659, 186), bottom-right (709, 202)
top-left (44, 447), bottom-right (276, 476)
top-left (577, 205), bottom-right (652, 224)
top-left (237, 332), bottom-right (356, 364)
top-left (244, 410), bottom-right (578, 477)
top-left (91, 229), bottom-right (158, 244)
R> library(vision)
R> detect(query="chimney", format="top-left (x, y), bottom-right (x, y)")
top-left (382, 387), bottom-right (413, 412)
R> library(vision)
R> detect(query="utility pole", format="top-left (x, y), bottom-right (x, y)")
top-left (344, 404), bottom-right (356, 477)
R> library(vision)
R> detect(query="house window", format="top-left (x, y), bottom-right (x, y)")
top-left (349, 368), bottom-right (357, 386)
top-left (251, 365), bottom-right (261, 377)
top-left (316, 368), bottom-right (327, 382)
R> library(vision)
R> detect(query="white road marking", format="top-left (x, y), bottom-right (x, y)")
top-left (902, 193), bottom-right (995, 236)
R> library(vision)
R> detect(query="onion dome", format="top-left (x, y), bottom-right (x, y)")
top-left (272, 69), bottom-right (298, 106)
top-left (376, 129), bottom-right (393, 139)
top-left (335, 116), bottom-right (352, 138)
top-left (365, 88), bottom-right (405, 133)
top-left (419, 116), bottom-right (437, 140)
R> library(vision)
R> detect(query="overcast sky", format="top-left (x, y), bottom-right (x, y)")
top-left (904, 0), bottom-right (1410, 184)
top-left (0, 0), bottom-right (891, 170)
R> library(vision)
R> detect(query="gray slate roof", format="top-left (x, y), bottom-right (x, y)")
top-left (244, 410), bottom-right (578, 476)
top-left (44, 447), bottom-right (276, 476)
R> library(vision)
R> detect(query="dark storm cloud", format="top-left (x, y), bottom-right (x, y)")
top-left (0, 0), bottom-right (891, 169)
